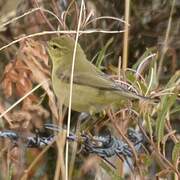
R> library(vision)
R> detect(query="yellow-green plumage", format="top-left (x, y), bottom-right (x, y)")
top-left (48, 36), bottom-right (149, 112)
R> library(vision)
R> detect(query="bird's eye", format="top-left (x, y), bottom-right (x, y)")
top-left (52, 45), bottom-right (58, 49)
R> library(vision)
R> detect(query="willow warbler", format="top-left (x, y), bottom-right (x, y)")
top-left (47, 36), bottom-right (150, 112)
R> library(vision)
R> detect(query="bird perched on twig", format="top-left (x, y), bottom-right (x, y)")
top-left (47, 35), bottom-right (152, 113)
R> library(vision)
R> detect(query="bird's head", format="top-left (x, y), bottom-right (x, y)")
top-left (47, 35), bottom-right (81, 64)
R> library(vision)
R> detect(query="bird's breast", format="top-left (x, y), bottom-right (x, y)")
top-left (52, 74), bottom-right (114, 112)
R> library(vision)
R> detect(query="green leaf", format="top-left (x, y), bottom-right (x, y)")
top-left (165, 71), bottom-right (180, 88)
top-left (145, 61), bottom-right (158, 92)
top-left (156, 71), bottom-right (179, 145)
top-left (145, 114), bottom-right (153, 138)
top-left (155, 94), bottom-right (176, 145)
top-left (172, 143), bottom-right (180, 165)
top-left (95, 37), bottom-right (114, 69)
top-left (132, 47), bottom-right (156, 70)
top-left (170, 104), bottom-right (180, 115)
top-left (125, 71), bottom-right (148, 94)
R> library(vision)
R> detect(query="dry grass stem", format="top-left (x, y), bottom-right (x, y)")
top-left (122, 0), bottom-right (130, 70)
top-left (65, 1), bottom-right (84, 179)
top-left (0, 79), bottom-right (49, 119)
top-left (157, 0), bottom-right (176, 77)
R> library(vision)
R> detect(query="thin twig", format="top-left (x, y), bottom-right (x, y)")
top-left (21, 139), bottom-right (54, 180)
top-left (138, 120), bottom-right (180, 177)
top-left (107, 109), bottom-right (138, 161)
top-left (136, 53), bottom-right (157, 78)
top-left (0, 29), bottom-right (124, 52)
top-left (65, 1), bottom-right (84, 179)
top-left (0, 8), bottom-right (41, 29)
top-left (33, 0), bottom-right (55, 30)
top-left (122, 0), bottom-right (130, 70)
top-left (145, 68), bottom-right (154, 96)
top-left (84, 16), bottom-right (129, 27)
top-left (157, 0), bottom-right (176, 77)
top-left (0, 79), bottom-right (49, 119)
top-left (118, 56), bottom-right (121, 81)
top-left (69, 117), bottom-right (81, 180)
top-left (54, 133), bottom-right (66, 180)
top-left (0, 7), bottom-right (62, 30)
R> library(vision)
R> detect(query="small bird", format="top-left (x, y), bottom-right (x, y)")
top-left (47, 35), bottom-right (151, 113)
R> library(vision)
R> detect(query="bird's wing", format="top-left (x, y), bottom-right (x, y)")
top-left (56, 68), bottom-right (114, 89)
top-left (55, 67), bottom-right (147, 100)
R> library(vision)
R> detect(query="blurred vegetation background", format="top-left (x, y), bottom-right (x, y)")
top-left (0, 0), bottom-right (179, 179)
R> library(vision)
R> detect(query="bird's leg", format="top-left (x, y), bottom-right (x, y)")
top-left (89, 106), bottom-right (106, 119)
top-left (91, 110), bottom-right (107, 127)
top-left (80, 107), bottom-right (106, 131)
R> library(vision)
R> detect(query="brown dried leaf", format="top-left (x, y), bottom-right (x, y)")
top-left (11, 110), bottom-right (31, 129)
top-left (1, 38), bottom-right (57, 128)
top-left (2, 78), bottom-right (12, 97)
top-left (0, 103), bottom-right (13, 127)
top-left (19, 38), bottom-right (58, 120)
top-left (22, 56), bottom-right (58, 120)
